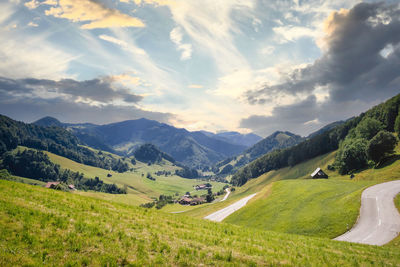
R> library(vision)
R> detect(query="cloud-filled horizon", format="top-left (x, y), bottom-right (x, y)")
top-left (0, 0), bottom-right (399, 137)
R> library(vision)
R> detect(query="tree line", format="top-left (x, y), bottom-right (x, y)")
top-left (0, 115), bottom-right (128, 172)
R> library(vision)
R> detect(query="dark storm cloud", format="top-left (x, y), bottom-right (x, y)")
top-left (0, 76), bottom-right (174, 125)
top-left (245, 2), bottom-right (400, 104)
top-left (0, 76), bottom-right (143, 104)
top-left (241, 2), bottom-right (400, 136)
top-left (0, 93), bottom-right (174, 125)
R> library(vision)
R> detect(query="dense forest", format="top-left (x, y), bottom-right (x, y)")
top-left (133, 143), bottom-right (176, 164)
top-left (0, 149), bottom-right (125, 194)
top-left (231, 94), bottom-right (400, 186)
top-left (0, 115), bottom-right (128, 172)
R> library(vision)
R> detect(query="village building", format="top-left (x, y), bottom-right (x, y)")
top-left (68, 184), bottom-right (76, 190)
top-left (311, 168), bottom-right (328, 179)
top-left (178, 196), bottom-right (206, 206)
top-left (194, 184), bottom-right (212, 190)
top-left (179, 197), bottom-right (192, 205)
top-left (190, 197), bottom-right (205, 205)
top-left (45, 181), bottom-right (60, 189)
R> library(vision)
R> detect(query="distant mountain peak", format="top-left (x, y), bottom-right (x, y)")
top-left (33, 116), bottom-right (63, 127)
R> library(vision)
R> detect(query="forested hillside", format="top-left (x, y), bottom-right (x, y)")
top-left (232, 93), bottom-right (400, 186)
top-left (0, 115), bottom-right (129, 172)
top-left (215, 131), bottom-right (302, 175)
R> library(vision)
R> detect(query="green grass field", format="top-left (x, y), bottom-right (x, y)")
top-left (41, 148), bottom-right (226, 205)
top-left (183, 145), bottom-right (400, 241)
top-left (1, 179), bottom-right (400, 266)
top-left (224, 179), bottom-right (373, 238)
top-left (182, 151), bottom-right (338, 219)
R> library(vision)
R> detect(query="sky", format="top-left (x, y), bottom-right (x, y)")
top-left (0, 0), bottom-right (399, 137)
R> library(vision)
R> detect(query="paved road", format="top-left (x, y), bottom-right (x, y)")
top-left (204, 193), bottom-right (257, 222)
top-left (334, 180), bottom-right (400, 245)
top-left (220, 188), bottom-right (231, 202)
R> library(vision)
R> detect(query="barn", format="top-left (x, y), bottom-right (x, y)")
top-left (311, 168), bottom-right (328, 179)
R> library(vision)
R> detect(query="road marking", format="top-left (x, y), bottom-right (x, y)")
top-left (378, 219), bottom-right (382, 226)
top-left (362, 231), bottom-right (375, 242)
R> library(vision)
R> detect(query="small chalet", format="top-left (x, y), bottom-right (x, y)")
top-left (45, 181), bottom-right (60, 189)
top-left (178, 196), bottom-right (206, 205)
top-left (179, 197), bottom-right (192, 205)
top-left (190, 197), bottom-right (205, 206)
top-left (68, 184), bottom-right (76, 190)
top-left (194, 184), bottom-right (212, 190)
top-left (311, 168), bottom-right (328, 179)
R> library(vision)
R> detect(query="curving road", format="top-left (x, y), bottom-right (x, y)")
top-left (204, 193), bottom-right (257, 222)
top-left (334, 180), bottom-right (400, 246)
top-left (220, 188), bottom-right (231, 202)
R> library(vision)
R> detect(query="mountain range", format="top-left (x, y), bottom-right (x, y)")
top-left (34, 117), bottom-right (262, 169)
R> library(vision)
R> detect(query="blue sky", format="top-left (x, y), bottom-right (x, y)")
top-left (0, 0), bottom-right (399, 137)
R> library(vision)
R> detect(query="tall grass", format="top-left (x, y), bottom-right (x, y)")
top-left (1, 180), bottom-right (400, 266)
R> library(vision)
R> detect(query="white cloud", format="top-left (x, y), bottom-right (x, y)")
top-left (44, 0), bottom-right (145, 29)
top-left (99, 34), bottom-right (146, 55)
top-left (188, 84), bottom-right (203, 89)
top-left (260, 45), bottom-right (275, 55)
top-left (24, 0), bottom-right (40, 9)
top-left (169, 26), bottom-right (192, 60)
top-left (273, 25), bottom-right (319, 43)
top-left (27, 21), bottom-right (38, 27)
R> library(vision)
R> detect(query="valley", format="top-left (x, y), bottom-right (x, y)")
top-left (2, 1), bottom-right (400, 265)
top-left (1, 93), bottom-right (400, 266)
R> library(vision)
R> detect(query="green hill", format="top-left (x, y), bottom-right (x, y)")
top-left (183, 141), bottom-right (400, 240)
top-left (215, 131), bottom-right (302, 176)
top-left (231, 93), bottom-right (400, 186)
top-left (1, 179), bottom-right (400, 266)
top-left (43, 148), bottom-right (225, 204)
top-left (224, 179), bottom-right (373, 238)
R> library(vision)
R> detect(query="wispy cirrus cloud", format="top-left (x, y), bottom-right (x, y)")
top-left (170, 27), bottom-right (192, 60)
top-left (0, 2), bottom-right (74, 79)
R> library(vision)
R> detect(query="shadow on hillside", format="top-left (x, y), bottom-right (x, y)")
top-left (375, 154), bottom-right (400, 169)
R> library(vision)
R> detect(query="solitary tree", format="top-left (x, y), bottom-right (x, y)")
top-left (367, 130), bottom-right (398, 165)
top-left (335, 138), bottom-right (368, 174)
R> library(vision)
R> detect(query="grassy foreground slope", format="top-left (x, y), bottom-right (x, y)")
top-left (1, 180), bottom-right (400, 266)
top-left (185, 145), bottom-right (400, 241)
top-left (183, 151), bottom-right (336, 218)
top-left (224, 143), bottom-right (400, 236)
top-left (224, 179), bottom-right (373, 238)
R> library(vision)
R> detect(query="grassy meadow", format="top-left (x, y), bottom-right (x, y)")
top-left (183, 144), bottom-right (400, 242)
top-left (42, 148), bottom-right (225, 204)
top-left (1, 179), bottom-right (400, 266)
top-left (224, 179), bottom-right (373, 238)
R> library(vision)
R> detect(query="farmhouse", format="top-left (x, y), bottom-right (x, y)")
top-left (45, 181), bottom-right (60, 189)
top-left (179, 197), bottom-right (192, 205)
top-left (195, 184), bottom-right (212, 190)
top-left (178, 196), bottom-right (206, 206)
top-left (311, 168), bottom-right (328, 179)
top-left (68, 184), bottom-right (76, 190)
top-left (190, 197), bottom-right (206, 205)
